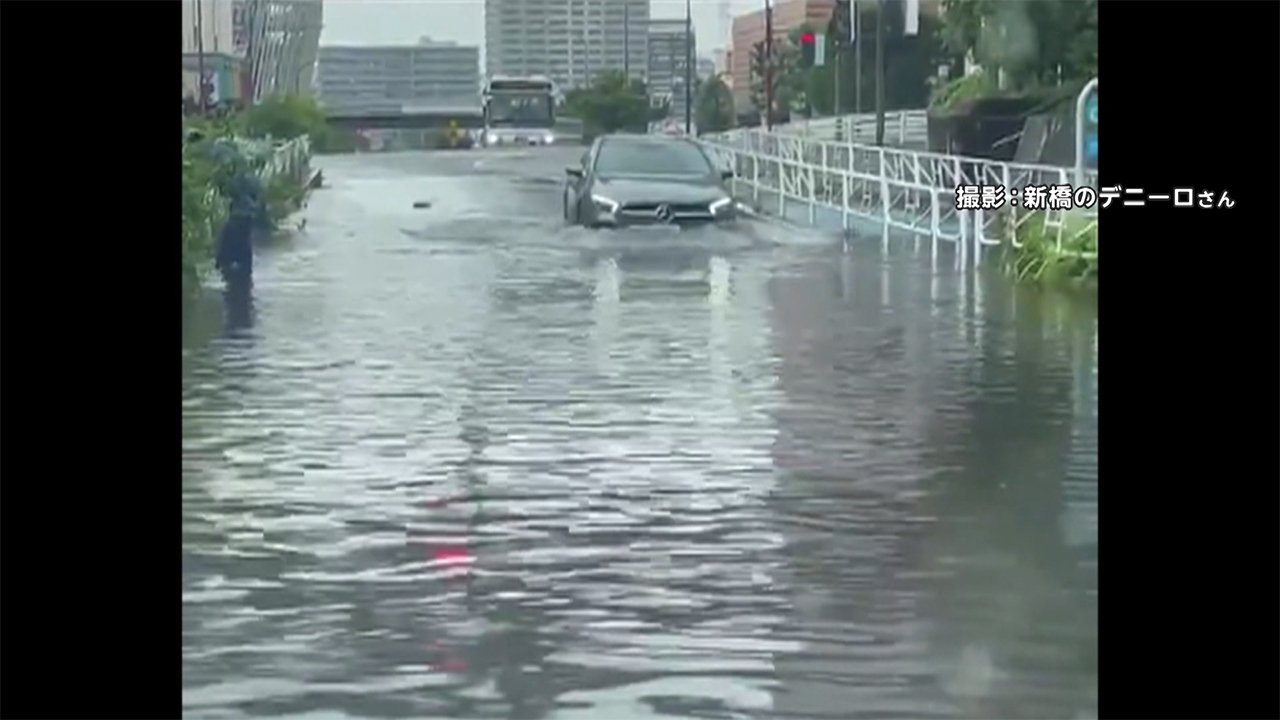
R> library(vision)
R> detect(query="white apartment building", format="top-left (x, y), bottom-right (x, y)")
top-left (485, 0), bottom-right (649, 91)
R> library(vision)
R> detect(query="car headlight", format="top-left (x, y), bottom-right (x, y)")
top-left (543, 133), bottom-right (555, 145)
top-left (709, 197), bottom-right (733, 215)
top-left (486, 133), bottom-right (498, 145)
top-left (591, 194), bottom-right (620, 214)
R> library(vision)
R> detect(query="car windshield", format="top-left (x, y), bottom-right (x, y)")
top-left (594, 140), bottom-right (713, 177)
top-left (487, 93), bottom-right (552, 127)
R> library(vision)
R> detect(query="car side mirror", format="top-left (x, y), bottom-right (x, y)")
top-left (566, 166), bottom-right (584, 180)
top-left (720, 169), bottom-right (734, 181)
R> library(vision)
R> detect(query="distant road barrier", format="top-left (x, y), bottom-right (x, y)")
top-left (775, 110), bottom-right (929, 147)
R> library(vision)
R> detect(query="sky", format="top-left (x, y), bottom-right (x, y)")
top-left (320, 0), bottom-right (765, 63)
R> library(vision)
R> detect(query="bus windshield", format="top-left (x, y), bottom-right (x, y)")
top-left (487, 93), bottom-right (553, 128)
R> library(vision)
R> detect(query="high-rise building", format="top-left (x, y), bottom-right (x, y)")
top-left (485, 0), bottom-right (649, 91)
top-left (239, 0), bottom-right (324, 102)
top-left (647, 19), bottom-right (696, 121)
top-left (317, 39), bottom-right (481, 113)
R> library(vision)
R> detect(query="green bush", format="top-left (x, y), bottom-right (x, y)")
top-left (240, 93), bottom-right (355, 154)
top-left (929, 72), bottom-right (1001, 113)
top-left (563, 71), bottom-right (667, 136)
top-left (181, 142), bottom-right (227, 296)
top-left (1000, 209), bottom-right (1097, 287)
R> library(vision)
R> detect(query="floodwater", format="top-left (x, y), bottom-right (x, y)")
top-left (182, 148), bottom-right (1098, 719)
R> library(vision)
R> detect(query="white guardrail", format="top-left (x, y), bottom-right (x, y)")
top-left (260, 135), bottom-right (312, 185)
top-left (776, 109), bottom-right (929, 147)
top-left (699, 127), bottom-right (1098, 268)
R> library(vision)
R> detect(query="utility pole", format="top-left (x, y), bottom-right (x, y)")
top-left (684, 0), bottom-right (693, 134)
top-left (764, 0), bottom-right (773, 130)
top-left (624, 3), bottom-right (630, 84)
top-left (833, 51), bottom-right (840, 122)
top-left (196, 0), bottom-right (208, 114)
top-left (874, 0), bottom-right (885, 145)
top-left (582, 1), bottom-right (592, 87)
top-left (853, 0), bottom-right (862, 116)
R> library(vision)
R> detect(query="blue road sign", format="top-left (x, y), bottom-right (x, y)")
top-left (1084, 91), bottom-right (1098, 168)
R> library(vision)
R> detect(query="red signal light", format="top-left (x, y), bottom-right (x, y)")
top-left (801, 32), bottom-right (815, 44)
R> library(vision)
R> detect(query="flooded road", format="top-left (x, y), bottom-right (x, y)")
top-left (182, 148), bottom-right (1098, 719)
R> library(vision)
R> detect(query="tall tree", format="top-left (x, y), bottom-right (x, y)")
top-left (562, 70), bottom-right (667, 135)
top-left (695, 76), bottom-right (736, 133)
top-left (939, 0), bottom-right (1097, 91)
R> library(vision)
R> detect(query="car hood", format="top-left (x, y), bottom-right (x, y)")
top-left (593, 176), bottom-right (726, 206)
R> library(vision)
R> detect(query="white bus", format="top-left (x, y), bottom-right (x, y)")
top-left (482, 75), bottom-right (557, 146)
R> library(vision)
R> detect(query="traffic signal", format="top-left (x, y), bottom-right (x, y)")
top-left (800, 32), bottom-right (816, 68)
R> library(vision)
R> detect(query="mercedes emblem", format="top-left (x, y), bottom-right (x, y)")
top-left (655, 204), bottom-right (675, 223)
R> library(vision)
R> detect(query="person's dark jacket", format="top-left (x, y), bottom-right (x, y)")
top-left (216, 171), bottom-right (264, 277)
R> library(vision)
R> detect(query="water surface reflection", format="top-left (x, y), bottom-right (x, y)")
top-left (182, 152), bottom-right (1096, 719)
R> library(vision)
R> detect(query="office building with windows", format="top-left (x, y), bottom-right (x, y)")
top-left (317, 39), bottom-right (481, 113)
top-left (485, 0), bottom-right (649, 91)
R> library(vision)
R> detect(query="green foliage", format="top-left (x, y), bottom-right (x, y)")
top-left (928, 72), bottom-right (1000, 112)
top-left (696, 76), bottom-right (736, 134)
top-left (761, 9), bottom-right (944, 117)
top-left (239, 93), bottom-right (355, 154)
top-left (939, 0), bottom-right (1097, 92)
top-left (181, 142), bottom-right (227, 296)
top-left (182, 125), bottom-right (313, 295)
top-left (242, 94), bottom-right (325, 140)
top-left (1001, 209), bottom-right (1098, 287)
top-left (562, 71), bottom-right (667, 136)
top-left (264, 174), bottom-right (306, 225)
top-left (748, 36), bottom-right (797, 115)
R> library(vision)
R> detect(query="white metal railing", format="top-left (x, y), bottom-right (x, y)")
top-left (259, 135), bottom-right (312, 185)
top-left (775, 109), bottom-right (929, 147)
top-left (699, 128), bottom-right (1098, 269)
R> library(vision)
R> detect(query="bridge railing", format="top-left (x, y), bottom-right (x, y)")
top-left (699, 128), bottom-right (1098, 267)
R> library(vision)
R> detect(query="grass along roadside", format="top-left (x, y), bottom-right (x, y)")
top-left (994, 208), bottom-right (1098, 288)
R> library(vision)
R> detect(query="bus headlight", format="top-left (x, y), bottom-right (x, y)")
top-left (486, 132), bottom-right (499, 145)
top-left (543, 133), bottom-right (555, 145)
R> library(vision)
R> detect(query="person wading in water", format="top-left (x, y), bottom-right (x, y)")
top-left (209, 141), bottom-right (267, 291)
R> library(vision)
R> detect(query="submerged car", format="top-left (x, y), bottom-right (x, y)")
top-left (564, 134), bottom-right (737, 228)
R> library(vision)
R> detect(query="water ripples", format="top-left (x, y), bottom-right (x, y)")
top-left (183, 150), bottom-right (1097, 719)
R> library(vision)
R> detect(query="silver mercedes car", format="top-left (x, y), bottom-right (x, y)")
top-left (563, 134), bottom-right (737, 229)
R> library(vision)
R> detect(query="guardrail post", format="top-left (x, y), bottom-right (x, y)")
top-left (930, 189), bottom-right (940, 258)
top-left (898, 113), bottom-right (906, 145)
top-left (778, 155), bottom-right (785, 216)
top-left (842, 171), bottom-right (850, 230)
top-left (878, 147), bottom-right (890, 240)
top-left (968, 207), bottom-right (981, 271)
top-left (973, 212), bottom-right (984, 265)
top-left (752, 153), bottom-right (760, 205)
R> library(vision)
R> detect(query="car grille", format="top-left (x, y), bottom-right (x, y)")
top-left (617, 202), bottom-right (714, 224)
